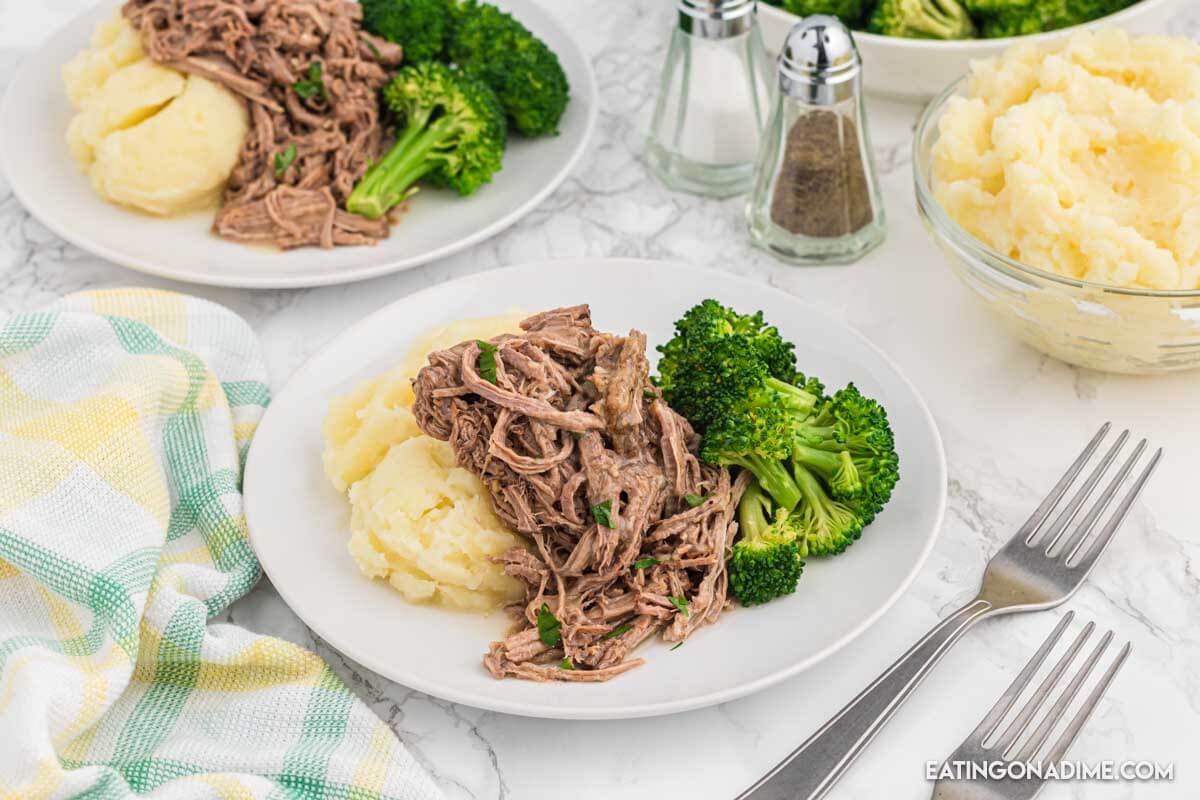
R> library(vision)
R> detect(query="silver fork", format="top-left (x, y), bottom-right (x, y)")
top-left (932, 612), bottom-right (1131, 800)
top-left (737, 423), bottom-right (1161, 800)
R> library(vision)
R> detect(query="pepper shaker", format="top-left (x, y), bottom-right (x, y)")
top-left (746, 16), bottom-right (886, 264)
top-left (646, 0), bottom-right (773, 198)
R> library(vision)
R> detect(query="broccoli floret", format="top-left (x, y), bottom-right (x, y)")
top-left (790, 384), bottom-right (900, 523)
top-left (868, 0), bottom-right (976, 39)
top-left (360, 0), bottom-right (452, 63)
top-left (702, 405), bottom-right (804, 512)
top-left (780, 0), bottom-right (871, 25)
top-left (447, 0), bottom-right (570, 136)
top-left (658, 299), bottom-right (798, 387)
top-left (728, 481), bottom-right (805, 606)
top-left (347, 63), bottom-right (506, 219)
top-left (976, 0), bottom-right (1134, 37)
top-left (792, 463), bottom-right (865, 557)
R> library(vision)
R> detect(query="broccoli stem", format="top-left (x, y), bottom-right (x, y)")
top-left (738, 481), bottom-right (771, 541)
top-left (793, 461), bottom-right (833, 524)
top-left (764, 377), bottom-right (819, 416)
top-left (732, 454), bottom-right (802, 512)
top-left (793, 443), bottom-right (861, 497)
top-left (347, 114), bottom-right (454, 219)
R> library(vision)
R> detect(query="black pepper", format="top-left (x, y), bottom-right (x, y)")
top-left (769, 110), bottom-right (874, 238)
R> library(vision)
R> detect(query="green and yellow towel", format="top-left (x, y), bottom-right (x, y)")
top-left (0, 289), bottom-right (441, 800)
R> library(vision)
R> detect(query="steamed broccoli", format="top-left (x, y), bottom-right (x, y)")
top-left (728, 481), bottom-right (805, 606)
top-left (347, 62), bottom-right (505, 219)
top-left (974, 0), bottom-right (1135, 37)
top-left (868, 0), bottom-right (976, 39)
top-left (791, 463), bottom-right (865, 557)
top-left (789, 384), bottom-right (900, 524)
top-left (447, 0), bottom-right (570, 136)
top-left (360, 0), bottom-right (452, 63)
top-left (658, 298), bottom-right (798, 388)
top-left (780, 0), bottom-right (871, 25)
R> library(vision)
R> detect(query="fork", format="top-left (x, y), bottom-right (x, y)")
top-left (931, 612), bottom-right (1130, 799)
top-left (737, 423), bottom-right (1161, 800)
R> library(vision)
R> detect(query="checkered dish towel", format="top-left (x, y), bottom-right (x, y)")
top-left (0, 290), bottom-right (441, 800)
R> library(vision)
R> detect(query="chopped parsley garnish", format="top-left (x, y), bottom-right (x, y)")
top-left (670, 641), bottom-right (684, 651)
top-left (684, 494), bottom-right (706, 508)
top-left (476, 340), bottom-right (498, 384)
top-left (274, 144), bottom-right (297, 178)
top-left (570, 431), bottom-right (584, 440)
top-left (633, 557), bottom-right (658, 570)
top-left (560, 657), bottom-right (574, 670)
top-left (601, 623), bottom-right (632, 640)
top-left (536, 603), bottom-right (561, 648)
top-left (361, 36), bottom-right (382, 59)
top-left (293, 62), bottom-right (328, 101)
top-left (668, 595), bottom-right (690, 617)
top-left (643, 388), bottom-right (656, 398)
top-left (591, 499), bottom-right (615, 529)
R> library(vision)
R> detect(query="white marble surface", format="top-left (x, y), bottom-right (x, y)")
top-left (3, 1), bottom-right (1200, 798)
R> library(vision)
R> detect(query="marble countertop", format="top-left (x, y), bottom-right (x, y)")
top-left (3, 1), bottom-right (1199, 798)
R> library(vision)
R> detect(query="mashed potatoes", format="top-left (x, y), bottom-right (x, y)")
top-left (322, 313), bottom-right (528, 611)
top-left (64, 13), bottom-right (248, 216)
top-left (932, 30), bottom-right (1200, 291)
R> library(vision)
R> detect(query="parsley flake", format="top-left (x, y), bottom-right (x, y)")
top-left (274, 144), bottom-right (297, 178)
top-left (601, 623), bottom-right (632, 640)
top-left (643, 388), bottom-right (656, 399)
top-left (669, 641), bottom-right (684, 651)
top-left (293, 62), bottom-right (328, 101)
top-left (536, 603), bottom-right (561, 648)
top-left (668, 595), bottom-right (690, 617)
top-left (633, 557), bottom-right (658, 570)
top-left (684, 494), bottom-right (706, 508)
top-left (591, 499), bottom-right (615, 529)
top-left (476, 340), bottom-right (498, 385)
top-left (560, 657), bottom-right (574, 670)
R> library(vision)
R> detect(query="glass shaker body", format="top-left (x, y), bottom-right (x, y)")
top-left (746, 17), bottom-right (886, 264)
top-left (646, 9), bottom-right (772, 198)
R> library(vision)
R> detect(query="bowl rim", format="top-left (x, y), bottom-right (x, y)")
top-left (912, 74), bottom-right (1200, 300)
top-left (758, 0), bottom-right (1178, 50)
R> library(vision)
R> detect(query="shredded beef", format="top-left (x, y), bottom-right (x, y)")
top-left (412, 306), bottom-right (747, 682)
top-left (122, 0), bottom-right (399, 249)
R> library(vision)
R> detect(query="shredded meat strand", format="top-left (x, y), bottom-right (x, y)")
top-left (123, 0), bottom-right (397, 249)
top-left (413, 306), bottom-right (746, 682)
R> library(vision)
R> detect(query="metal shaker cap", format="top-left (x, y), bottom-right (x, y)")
top-left (778, 15), bottom-right (861, 104)
top-left (678, 0), bottom-right (757, 39)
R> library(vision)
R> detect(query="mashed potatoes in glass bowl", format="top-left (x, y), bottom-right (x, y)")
top-left (322, 313), bottom-right (529, 612)
top-left (915, 29), bottom-right (1200, 374)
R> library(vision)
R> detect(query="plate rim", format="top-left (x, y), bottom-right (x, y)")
top-left (0, 0), bottom-right (599, 290)
top-left (244, 257), bottom-right (948, 719)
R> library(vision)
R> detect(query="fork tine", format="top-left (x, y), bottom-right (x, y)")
top-left (971, 613), bottom-right (1074, 745)
top-left (1013, 630), bottom-right (1113, 762)
top-left (1068, 448), bottom-right (1163, 570)
top-left (991, 622), bottom-right (1093, 754)
top-left (1043, 642), bottom-right (1131, 765)
top-left (1019, 423), bottom-right (1111, 546)
top-left (1057, 439), bottom-right (1146, 562)
top-left (1041, 430), bottom-right (1129, 555)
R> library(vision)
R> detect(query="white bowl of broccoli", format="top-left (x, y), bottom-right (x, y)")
top-left (758, 0), bottom-right (1183, 101)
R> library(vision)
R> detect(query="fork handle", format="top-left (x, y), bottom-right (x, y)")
top-left (738, 598), bottom-right (995, 800)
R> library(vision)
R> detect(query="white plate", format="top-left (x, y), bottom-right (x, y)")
top-left (244, 258), bottom-right (947, 720)
top-left (758, 0), bottom-right (1182, 102)
top-left (0, 0), bottom-right (597, 289)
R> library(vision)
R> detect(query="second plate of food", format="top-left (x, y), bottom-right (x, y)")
top-left (0, 0), bottom-right (596, 288)
top-left (244, 258), bottom-right (947, 719)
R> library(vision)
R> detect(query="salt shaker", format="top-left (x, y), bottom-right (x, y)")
top-left (746, 16), bottom-right (886, 264)
top-left (646, 0), bottom-right (773, 198)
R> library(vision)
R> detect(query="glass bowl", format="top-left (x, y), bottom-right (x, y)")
top-left (913, 79), bottom-right (1200, 375)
